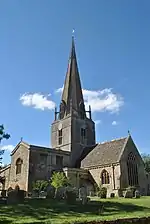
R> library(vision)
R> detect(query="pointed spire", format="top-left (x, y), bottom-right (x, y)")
top-left (60, 35), bottom-right (86, 118)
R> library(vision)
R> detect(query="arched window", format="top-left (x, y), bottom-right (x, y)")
top-left (16, 158), bottom-right (23, 175)
top-left (101, 169), bottom-right (110, 184)
top-left (127, 152), bottom-right (139, 186)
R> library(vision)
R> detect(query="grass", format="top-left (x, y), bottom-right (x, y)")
top-left (0, 197), bottom-right (150, 224)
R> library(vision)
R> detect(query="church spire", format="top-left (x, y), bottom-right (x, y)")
top-left (59, 35), bottom-right (86, 119)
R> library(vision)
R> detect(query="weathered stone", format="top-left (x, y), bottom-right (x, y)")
top-left (135, 190), bottom-right (140, 198)
top-left (124, 190), bottom-right (133, 198)
top-left (79, 187), bottom-right (88, 204)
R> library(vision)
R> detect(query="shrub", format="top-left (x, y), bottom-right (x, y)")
top-left (99, 187), bottom-right (107, 198)
top-left (110, 192), bottom-right (115, 198)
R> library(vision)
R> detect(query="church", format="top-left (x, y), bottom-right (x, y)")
top-left (0, 37), bottom-right (149, 197)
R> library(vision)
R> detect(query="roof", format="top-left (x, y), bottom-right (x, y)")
top-left (11, 141), bottom-right (70, 156)
top-left (0, 164), bottom-right (11, 173)
top-left (81, 137), bottom-right (128, 168)
top-left (30, 144), bottom-right (70, 155)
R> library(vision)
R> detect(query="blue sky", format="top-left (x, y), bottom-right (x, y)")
top-left (0, 0), bottom-right (150, 165)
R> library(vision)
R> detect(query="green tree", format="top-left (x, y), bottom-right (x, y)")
top-left (142, 154), bottom-right (150, 173)
top-left (51, 171), bottom-right (70, 197)
top-left (0, 125), bottom-right (10, 168)
top-left (32, 180), bottom-right (49, 193)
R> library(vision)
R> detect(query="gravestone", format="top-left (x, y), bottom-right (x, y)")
top-left (124, 190), bottom-right (133, 198)
top-left (135, 190), bottom-right (140, 198)
top-left (79, 186), bottom-right (87, 205)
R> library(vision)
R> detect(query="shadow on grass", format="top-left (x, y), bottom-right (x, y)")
top-left (0, 198), bottom-right (150, 223)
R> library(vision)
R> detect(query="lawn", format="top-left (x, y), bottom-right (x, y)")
top-left (0, 197), bottom-right (150, 224)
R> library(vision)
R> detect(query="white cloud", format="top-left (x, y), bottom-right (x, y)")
top-left (1, 145), bottom-right (14, 152)
top-left (112, 121), bottom-right (118, 126)
top-left (95, 120), bottom-right (102, 125)
top-left (20, 93), bottom-right (55, 111)
top-left (55, 86), bottom-right (64, 94)
top-left (55, 87), bottom-right (124, 113)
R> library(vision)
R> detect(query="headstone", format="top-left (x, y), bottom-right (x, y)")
top-left (46, 186), bottom-right (55, 199)
top-left (79, 187), bottom-right (87, 205)
top-left (32, 191), bottom-right (39, 198)
top-left (124, 190), bottom-right (133, 198)
top-left (55, 187), bottom-right (66, 200)
top-left (7, 190), bottom-right (18, 205)
top-left (39, 191), bottom-right (47, 198)
top-left (135, 190), bottom-right (140, 198)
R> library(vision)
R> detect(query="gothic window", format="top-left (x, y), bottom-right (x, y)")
top-left (59, 100), bottom-right (66, 119)
top-left (56, 155), bottom-right (63, 167)
top-left (127, 152), bottom-right (139, 186)
top-left (58, 129), bottom-right (62, 145)
top-left (101, 169), bottom-right (110, 184)
top-left (81, 128), bottom-right (86, 144)
top-left (79, 101), bottom-right (85, 119)
top-left (16, 158), bottom-right (23, 175)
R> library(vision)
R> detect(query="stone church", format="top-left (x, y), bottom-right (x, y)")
top-left (0, 37), bottom-right (149, 197)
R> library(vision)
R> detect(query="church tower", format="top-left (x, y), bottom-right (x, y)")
top-left (51, 36), bottom-right (96, 167)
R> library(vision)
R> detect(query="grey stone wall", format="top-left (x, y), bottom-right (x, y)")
top-left (28, 147), bottom-right (70, 192)
top-left (51, 116), bottom-right (72, 152)
top-left (0, 165), bottom-right (11, 190)
top-left (9, 143), bottom-right (30, 191)
top-left (120, 137), bottom-right (148, 195)
top-left (88, 164), bottom-right (121, 197)
top-left (51, 113), bottom-right (95, 168)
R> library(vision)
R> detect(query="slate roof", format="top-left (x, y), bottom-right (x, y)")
top-left (81, 137), bottom-right (128, 168)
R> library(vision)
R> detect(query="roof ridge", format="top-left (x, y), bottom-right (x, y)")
top-left (98, 136), bottom-right (127, 145)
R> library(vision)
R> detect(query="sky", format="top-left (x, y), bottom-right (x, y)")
top-left (0, 0), bottom-right (150, 165)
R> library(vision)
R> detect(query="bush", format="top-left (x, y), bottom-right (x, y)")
top-left (99, 187), bottom-right (107, 198)
top-left (110, 192), bottom-right (115, 198)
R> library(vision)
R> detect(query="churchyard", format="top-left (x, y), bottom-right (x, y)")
top-left (0, 196), bottom-right (150, 224)
top-left (0, 172), bottom-right (150, 223)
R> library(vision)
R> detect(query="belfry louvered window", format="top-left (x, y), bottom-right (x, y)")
top-left (58, 129), bottom-right (62, 145)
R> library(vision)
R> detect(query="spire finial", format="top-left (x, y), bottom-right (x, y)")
top-left (20, 137), bottom-right (23, 142)
top-left (72, 29), bottom-right (75, 37)
top-left (128, 130), bottom-right (130, 136)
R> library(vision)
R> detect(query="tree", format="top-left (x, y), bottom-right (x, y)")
top-left (0, 125), bottom-right (10, 168)
top-left (32, 180), bottom-right (49, 193)
top-left (51, 171), bottom-right (70, 197)
top-left (142, 154), bottom-right (150, 173)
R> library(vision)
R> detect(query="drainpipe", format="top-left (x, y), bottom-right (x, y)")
top-left (112, 165), bottom-right (115, 190)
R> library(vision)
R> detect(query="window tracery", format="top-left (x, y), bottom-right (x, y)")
top-left (127, 152), bottom-right (139, 186)
top-left (101, 169), bottom-right (110, 184)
